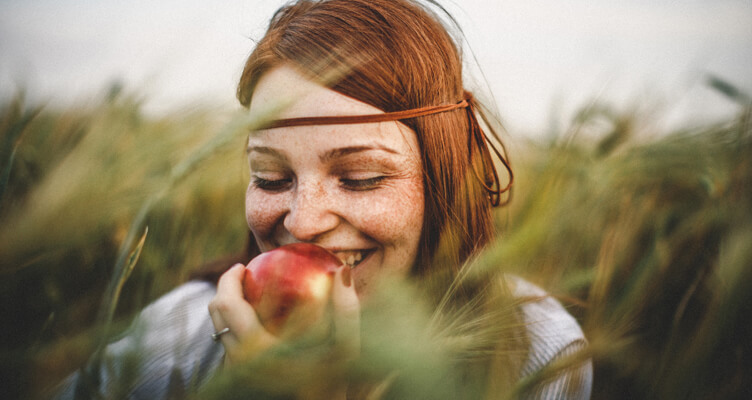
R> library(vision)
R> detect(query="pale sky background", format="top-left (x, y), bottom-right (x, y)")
top-left (1, 0), bottom-right (750, 137)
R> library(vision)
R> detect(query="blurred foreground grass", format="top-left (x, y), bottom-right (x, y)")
top-left (0, 91), bottom-right (251, 398)
top-left (1, 84), bottom-right (750, 399)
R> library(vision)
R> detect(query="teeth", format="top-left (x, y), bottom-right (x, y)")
top-left (337, 251), bottom-right (364, 268)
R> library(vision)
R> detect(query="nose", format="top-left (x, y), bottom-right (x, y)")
top-left (283, 180), bottom-right (339, 242)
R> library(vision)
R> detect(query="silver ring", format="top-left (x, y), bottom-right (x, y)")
top-left (211, 327), bottom-right (230, 342)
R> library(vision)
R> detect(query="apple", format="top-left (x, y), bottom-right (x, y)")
top-left (243, 243), bottom-right (343, 336)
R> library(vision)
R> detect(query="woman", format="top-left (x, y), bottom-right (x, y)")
top-left (56, 0), bottom-right (591, 398)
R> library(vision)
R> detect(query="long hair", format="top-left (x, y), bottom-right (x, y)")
top-left (237, 0), bottom-right (510, 292)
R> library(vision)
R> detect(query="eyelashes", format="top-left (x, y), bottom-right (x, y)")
top-left (252, 177), bottom-right (292, 191)
top-left (340, 176), bottom-right (386, 191)
top-left (252, 176), bottom-right (387, 192)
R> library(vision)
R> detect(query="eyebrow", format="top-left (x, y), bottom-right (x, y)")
top-left (248, 144), bottom-right (400, 162)
top-left (246, 146), bottom-right (289, 162)
top-left (320, 145), bottom-right (399, 162)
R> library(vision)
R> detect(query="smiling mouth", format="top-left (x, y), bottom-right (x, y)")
top-left (334, 249), bottom-right (374, 269)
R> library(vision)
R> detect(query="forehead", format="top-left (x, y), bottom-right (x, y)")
top-left (249, 65), bottom-right (385, 121)
top-left (248, 65), bottom-right (419, 154)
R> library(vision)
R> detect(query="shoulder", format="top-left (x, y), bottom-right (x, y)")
top-left (507, 275), bottom-right (592, 399)
top-left (135, 280), bottom-right (217, 328)
top-left (508, 276), bottom-right (586, 365)
top-left (116, 280), bottom-right (218, 344)
top-left (112, 281), bottom-right (223, 389)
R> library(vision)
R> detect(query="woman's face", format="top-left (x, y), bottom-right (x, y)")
top-left (245, 66), bottom-right (425, 296)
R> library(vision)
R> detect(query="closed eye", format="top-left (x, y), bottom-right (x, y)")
top-left (340, 176), bottom-right (386, 191)
top-left (253, 177), bottom-right (292, 191)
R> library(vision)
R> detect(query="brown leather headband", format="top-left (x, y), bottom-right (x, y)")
top-left (264, 99), bottom-right (469, 129)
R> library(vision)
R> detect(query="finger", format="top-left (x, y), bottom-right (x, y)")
top-left (216, 263), bottom-right (247, 299)
top-left (331, 267), bottom-right (360, 352)
top-left (209, 265), bottom-right (258, 345)
top-left (209, 264), bottom-right (279, 363)
top-left (208, 299), bottom-right (242, 346)
top-left (209, 264), bottom-right (245, 332)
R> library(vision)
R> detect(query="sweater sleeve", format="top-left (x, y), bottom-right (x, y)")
top-left (520, 339), bottom-right (592, 400)
top-left (511, 276), bottom-right (593, 400)
top-left (53, 281), bottom-right (225, 400)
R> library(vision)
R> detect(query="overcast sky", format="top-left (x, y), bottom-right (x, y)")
top-left (1, 0), bottom-right (750, 136)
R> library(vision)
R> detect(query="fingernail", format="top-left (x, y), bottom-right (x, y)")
top-left (341, 266), bottom-right (351, 287)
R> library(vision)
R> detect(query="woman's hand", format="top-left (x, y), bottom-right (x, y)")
top-left (208, 264), bottom-right (278, 365)
top-left (208, 262), bottom-right (361, 366)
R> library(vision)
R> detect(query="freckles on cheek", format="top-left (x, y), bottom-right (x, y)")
top-left (362, 181), bottom-right (424, 240)
top-left (245, 190), bottom-right (284, 237)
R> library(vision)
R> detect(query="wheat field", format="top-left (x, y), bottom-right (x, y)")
top-left (1, 80), bottom-right (750, 398)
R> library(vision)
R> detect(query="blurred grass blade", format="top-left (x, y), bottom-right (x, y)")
top-left (706, 75), bottom-right (751, 106)
top-left (107, 226), bottom-right (148, 324)
top-left (77, 225), bottom-right (148, 398)
top-left (0, 100), bottom-right (42, 206)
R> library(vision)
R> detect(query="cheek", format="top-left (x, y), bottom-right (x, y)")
top-left (354, 176), bottom-right (425, 247)
top-left (245, 186), bottom-right (286, 239)
top-left (351, 182), bottom-right (423, 297)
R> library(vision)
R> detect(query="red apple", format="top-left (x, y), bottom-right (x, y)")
top-left (243, 243), bottom-right (343, 336)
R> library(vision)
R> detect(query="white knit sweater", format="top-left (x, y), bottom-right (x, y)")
top-left (54, 278), bottom-right (592, 399)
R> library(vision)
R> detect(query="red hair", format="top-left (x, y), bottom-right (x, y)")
top-left (237, 0), bottom-right (511, 288)
top-left (230, 3), bottom-right (529, 393)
